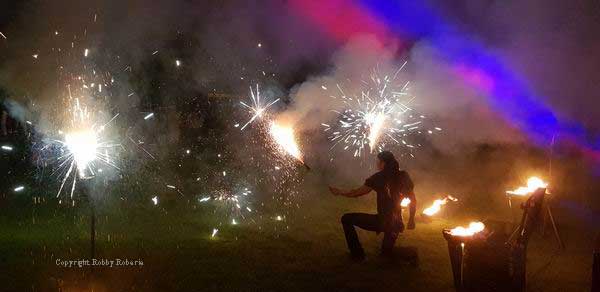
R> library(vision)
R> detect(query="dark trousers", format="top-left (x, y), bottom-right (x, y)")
top-left (341, 213), bottom-right (398, 256)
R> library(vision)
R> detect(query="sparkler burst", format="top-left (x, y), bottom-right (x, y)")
top-left (52, 101), bottom-right (121, 198)
top-left (238, 84), bottom-right (280, 130)
top-left (33, 25), bottom-right (124, 199)
top-left (322, 63), bottom-right (441, 158)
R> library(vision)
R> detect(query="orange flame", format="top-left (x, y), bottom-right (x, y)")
top-left (448, 221), bottom-right (485, 237)
top-left (507, 176), bottom-right (548, 196)
top-left (422, 195), bottom-right (458, 216)
top-left (400, 197), bottom-right (411, 207)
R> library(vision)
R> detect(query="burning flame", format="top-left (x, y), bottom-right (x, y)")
top-left (423, 195), bottom-right (458, 216)
top-left (506, 176), bottom-right (548, 196)
top-left (448, 221), bottom-right (485, 237)
top-left (270, 121), bottom-right (303, 162)
top-left (400, 197), bottom-right (411, 207)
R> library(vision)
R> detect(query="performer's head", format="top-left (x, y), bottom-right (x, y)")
top-left (376, 151), bottom-right (399, 172)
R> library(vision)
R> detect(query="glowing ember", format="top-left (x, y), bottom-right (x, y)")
top-left (270, 121), bottom-right (303, 162)
top-left (448, 221), bottom-right (485, 237)
top-left (400, 197), bottom-right (411, 207)
top-left (423, 195), bottom-right (458, 216)
top-left (507, 176), bottom-right (548, 196)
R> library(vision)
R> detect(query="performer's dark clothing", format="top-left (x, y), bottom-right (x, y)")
top-left (341, 170), bottom-right (414, 257)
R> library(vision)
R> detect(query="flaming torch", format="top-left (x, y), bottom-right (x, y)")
top-left (422, 195), bottom-right (458, 217)
top-left (400, 197), bottom-right (411, 207)
top-left (506, 176), bottom-right (548, 196)
top-left (443, 221), bottom-right (487, 290)
top-left (269, 121), bottom-right (310, 170)
top-left (447, 222), bottom-right (485, 237)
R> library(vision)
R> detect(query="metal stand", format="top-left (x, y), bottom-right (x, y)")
top-left (541, 134), bottom-right (565, 250)
top-left (541, 200), bottom-right (565, 250)
top-left (506, 194), bottom-right (564, 250)
top-left (91, 201), bottom-right (96, 259)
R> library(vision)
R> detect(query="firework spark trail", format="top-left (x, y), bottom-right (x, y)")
top-left (322, 63), bottom-right (441, 158)
top-left (269, 122), bottom-right (303, 162)
top-left (239, 84), bottom-right (280, 130)
top-left (143, 113), bottom-right (154, 120)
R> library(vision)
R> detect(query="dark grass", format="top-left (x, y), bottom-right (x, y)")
top-left (0, 192), bottom-right (594, 292)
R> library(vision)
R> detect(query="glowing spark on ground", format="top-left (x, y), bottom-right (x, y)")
top-left (422, 195), bottom-right (458, 216)
top-left (14, 186), bottom-right (25, 192)
top-left (270, 121), bottom-right (303, 162)
top-left (231, 219), bottom-right (237, 225)
top-left (448, 222), bottom-right (485, 237)
top-left (1, 145), bottom-right (13, 151)
top-left (239, 84), bottom-right (280, 130)
top-left (276, 215), bottom-right (283, 221)
top-left (84, 48), bottom-right (89, 57)
top-left (506, 176), bottom-right (548, 196)
top-left (211, 228), bottom-right (219, 238)
top-left (175, 59), bottom-right (181, 67)
top-left (152, 196), bottom-right (158, 205)
top-left (143, 113), bottom-right (154, 120)
top-left (199, 187), bottom-right (253, 224)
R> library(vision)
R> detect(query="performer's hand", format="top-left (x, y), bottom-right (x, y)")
top-left (407, 219), bottom-right (416, 230)
top-left (329, 186), bottom-right (343, 196)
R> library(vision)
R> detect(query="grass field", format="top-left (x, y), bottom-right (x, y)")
top-left (0, 189), bottom-right (594, 292)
